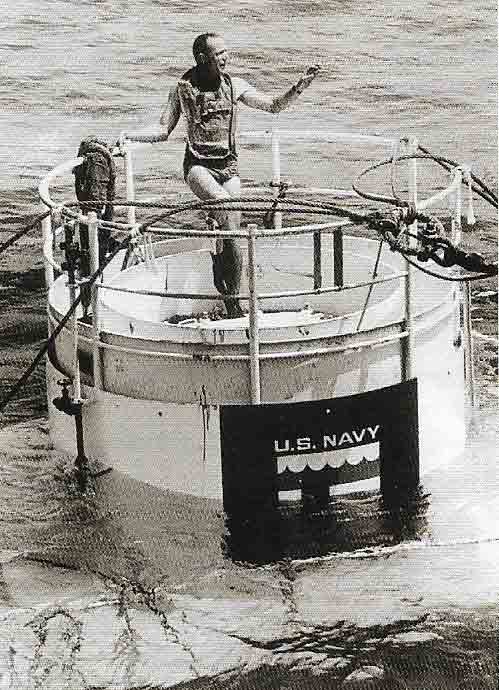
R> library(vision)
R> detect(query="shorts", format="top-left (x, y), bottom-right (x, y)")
top-left (183, 149), bottom-right (239, 185)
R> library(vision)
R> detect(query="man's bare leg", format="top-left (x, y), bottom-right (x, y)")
top-left (186, 166), bottom-right (243, 317)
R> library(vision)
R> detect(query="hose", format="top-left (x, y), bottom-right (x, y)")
top-left (353, 153), bottom-right (498, 210)
top-left (417, 143), bottom-right (498, 206)
top-left (0, 237), bottom-right (130, 415)
top-left (0, 210), bottom-right (51, 256)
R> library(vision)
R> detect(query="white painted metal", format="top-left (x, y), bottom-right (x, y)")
top-left (42, 239), bottom-right (63, 274)
top-left (46, 237), bottom-right (456, 408)
top-left (46, 292), bottom-right (465, 498)
top-left (39, 157), bottom-right (83, 209)
top-left (147, 219), bottom-right (352, 240)
top-left (240, 130), bottom-right (397, 146)
top-left (271, 120), bottom-right (283, 234)
top-left (124, 144), bottom-right (136, 227)
top-left (247, 223), bottom-right (261, 404)
top-left (402, 136), bottom-right (418, 381)
top-left (41, 213), bottom-right (54, 287)
top-left (40, 129), bottom-right (471, 501)
top-left (453, 168), bottom-right (463, 245)
top-left (68, 221), bottom-right (81, 402)
top-left (88, 212), bottom-right (102, 395)
top-left (416, 169), bottom-right (462, 212)
top-left (463, 281), bottom-right (475, 407)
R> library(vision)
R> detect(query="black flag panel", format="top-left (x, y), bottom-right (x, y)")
top-left (220, 379), bottom-right (419, 562)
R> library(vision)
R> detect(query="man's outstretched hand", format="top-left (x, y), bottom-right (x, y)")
top-left (296, 64), bottom-right (322, 92)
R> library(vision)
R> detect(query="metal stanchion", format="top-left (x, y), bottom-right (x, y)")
top-left (41, 212), bottom-right (54, 287)
top-left (452, 168), bottom-right (463, 245)
top-left (463, 281), bottom-right (475, 407)
top-left (333, 228), bottom-right (344, 288)
top-left (271, 121), bottom-right (282, 233)
top-left (60, 217), bottom-right (88, 491)
top-left (247, 223), bottom-right (261, 404)
top-left (124, 143), bottom-right (136, 226)
top-left (63, 219), bottom-right (82, 403)
top-left (401, 136), bottom-right (418, 381)
top-left (88, 212), bottom-right (103, 395)
top-left (313, 231), bottom-right (322, 290)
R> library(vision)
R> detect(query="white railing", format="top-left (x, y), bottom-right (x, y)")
top-left (39, 128), bottom-right (473, 406)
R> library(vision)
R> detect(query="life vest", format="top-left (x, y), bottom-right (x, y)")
top-left (73, 137), bottom-right (116, 221)
top-left (177, 68), bottom-right (236, 160)
top-left (73, 138), bottom-right (117, 297)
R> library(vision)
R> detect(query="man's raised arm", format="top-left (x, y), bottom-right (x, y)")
top-left (240, 65), bottom-right (321, 114)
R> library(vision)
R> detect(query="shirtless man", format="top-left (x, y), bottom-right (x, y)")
top-left (123, 33), bottom-right (320, 317)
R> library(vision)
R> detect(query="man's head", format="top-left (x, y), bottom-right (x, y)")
top-left (192, 33), bottom-right (228, 75)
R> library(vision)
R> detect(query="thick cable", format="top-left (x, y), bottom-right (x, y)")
top-left (59, 197), bottom-right (370, 238)
top-left (395, 251), bottom-right (495, 283)
top-left (138, 195), bottom-right (369, 234)
top-left (0, 210), bottom-right (51, 256)
top-left (0, 237), bottom-right (130, 415)
top-left (64, 195), bottom-right (495, 279)
top-left (417, 143), bottom-right (498, 205)
top-left (354, 153), bottom-right (497, 209)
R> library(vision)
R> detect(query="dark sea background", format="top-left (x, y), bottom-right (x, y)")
top-left (0, 1), bottom-right (498, 688)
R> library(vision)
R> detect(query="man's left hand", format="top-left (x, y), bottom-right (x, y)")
top-left (297, 64), bottom-right (322, 92)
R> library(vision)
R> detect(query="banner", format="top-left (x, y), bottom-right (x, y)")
top-left (220, 379), bottom-right (419, 562)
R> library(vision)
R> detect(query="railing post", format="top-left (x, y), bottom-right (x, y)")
top-left (41, 212), bottom-right (54, 287)
top-left (247, 223), bottom-right (261, 404)
top-left (401, 136), bottom-right (418, 381)
top-left (451, 166), bottom-right (474, 405)
top-left (88, 211), bottom-right (103, 395)
top-left (313, 232), bottom-right (322, 290)
top-left (124, 143), bottom-right (136, 227)
top-left (64, 218), bottom-right (81, 402)
top-left (452, 168), bottom-right (463, 245)
top-left (451, 167), bottom-right (463, 383)
top-left (463, 281), bottom-right (475, 407)
top-left (333, 228), bottom-right (344, 288)
top-left (271, 121), bottom-right (282, 232)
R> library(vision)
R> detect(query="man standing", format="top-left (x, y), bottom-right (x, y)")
top-left (124, 33), bottom-right (320, 317)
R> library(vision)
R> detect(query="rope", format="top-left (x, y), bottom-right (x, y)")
top-left (59, 194), bottom-right (498, 283)
top-left (83, 195), bottom-right (495, 281)
top-left (417, 143), bottom-right (498, 206)
top-left (0, 210), bottom-right (51, 256)
top-left (1, 181), bottom-right (492, 413)
top-left (0, 236), bottom-right (131, 415)
top-left (137, 195), bottom-right (369, 233)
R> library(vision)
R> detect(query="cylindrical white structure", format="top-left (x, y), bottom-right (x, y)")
top-left (40, 131), bottom-right (469, 513)
top-left (46, 234), bottom-right (465, 499)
